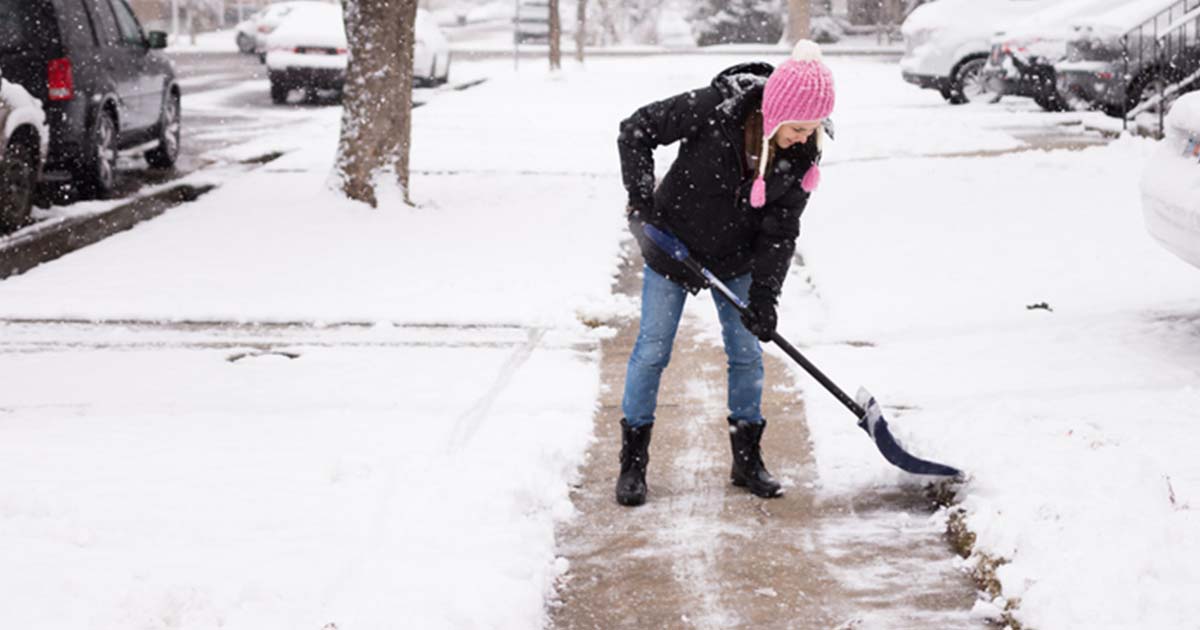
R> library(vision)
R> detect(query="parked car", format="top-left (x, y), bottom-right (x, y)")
top-left (1056, 0), bottom-right (1200, 117)
top-left (234, 8), bottom-right (263, 54)
top-left (265, 4), bottom-right (450, 104)
top-left (981, 0), bottom-right (1130, 111)
top-left (0, 0), bottom-right (180, 196)
top-left (1141, 92), bottom-right (1200, 269)
top-left (900, 0), bottom-right (1061, 104)
top-left (0, 72), bottom-right (48, 231)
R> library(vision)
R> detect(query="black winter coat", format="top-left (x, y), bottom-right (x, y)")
top-left (618, 62), bottom-right (820, 301)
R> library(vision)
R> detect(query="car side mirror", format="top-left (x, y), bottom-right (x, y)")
top-left (147, 31), bottom-right (168, 49)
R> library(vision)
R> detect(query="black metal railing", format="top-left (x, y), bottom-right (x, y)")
top-left (1120, 0), bottom-right (1200, 134)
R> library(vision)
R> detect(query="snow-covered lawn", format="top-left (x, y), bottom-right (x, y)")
top-left (0, 53), bottom-right (1197, 629)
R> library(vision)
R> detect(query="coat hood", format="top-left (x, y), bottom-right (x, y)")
top-left (711, 62), bottom-right (773, 121)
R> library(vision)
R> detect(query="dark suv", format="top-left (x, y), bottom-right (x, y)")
top-left (0, 0), bottom-right (179, 196)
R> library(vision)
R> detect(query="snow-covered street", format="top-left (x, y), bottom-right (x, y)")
top-left (1, 52), bottom-right (1198, 629)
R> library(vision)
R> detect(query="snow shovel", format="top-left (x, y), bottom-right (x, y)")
top-left (643, 224), bottom-right (963, 478)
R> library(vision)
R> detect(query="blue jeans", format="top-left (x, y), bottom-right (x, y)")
top-left (622, 265), bottom-right (764, 428)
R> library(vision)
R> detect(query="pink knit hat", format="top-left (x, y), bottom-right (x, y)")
top-left (750, 40), bottom-right (836, 208)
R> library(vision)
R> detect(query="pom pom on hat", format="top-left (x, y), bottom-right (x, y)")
top-left (801, 163), bottom-right (820, 193)
top-left (790, 39), bottom-right (824, 62)
top-left (750, 177), bottom-right (767, 207)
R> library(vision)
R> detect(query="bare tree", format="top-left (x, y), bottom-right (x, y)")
top-left (548, 0), bottom-right (562, 70)
top-left (788, 0), bottom-right (810, 43)
top-left (575, 0), bottom-right (588, 62)
top-left (333, 0), bottom-right (419, 207)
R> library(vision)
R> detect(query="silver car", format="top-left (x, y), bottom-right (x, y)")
top-left (0, 73), bottom-right (49, 233)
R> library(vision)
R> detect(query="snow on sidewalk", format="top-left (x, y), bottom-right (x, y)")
top-left (0, 59), bottom-right (639, 629)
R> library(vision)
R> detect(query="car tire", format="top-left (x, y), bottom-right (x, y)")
top-left (270, 80), bottom-right (289, 104)
top-left (236, 32), bottom-right (255, 54)
top-left (1033, 91), bottom-right (1067, 112)
top-left (145, 91), bottom-right (181, 169)
top-left (76, 109), bottom-right (119, 197)
top-left (948, 57), bottom-right (1000, 105)
top-left (0, 138), bottom-right (38, 232)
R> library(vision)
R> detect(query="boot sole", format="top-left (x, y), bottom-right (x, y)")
top-left (731, 477), bottom-right (783, 498)
top-left (616, 494), bottom-right (646, 507)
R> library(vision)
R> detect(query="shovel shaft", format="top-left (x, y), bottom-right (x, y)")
top-left (677, 255), bottom-right (867, 418)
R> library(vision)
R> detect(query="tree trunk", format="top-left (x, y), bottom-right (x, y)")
top-left (548, 0), bottom-right (562, 70)
top-left (787, 0), bottom-right (810, 43)
top-left (575, 0), bottom-right (587, 62)
top-left (333, 0), bottom-right (419, 207)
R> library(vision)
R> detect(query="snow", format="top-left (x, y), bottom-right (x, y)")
top-left (1074, 0), bottom-right (1176, 38)
top-left (2, 50), bottom-right (1200, 630)
top-left (0, 78), bottom-right (47, 152)
top-left (999, 0), bottom-right (1132, 42)
top-left (901, 0), bottom-right (1060, 35)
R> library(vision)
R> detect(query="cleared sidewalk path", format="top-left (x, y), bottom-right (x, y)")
top-left (551, 252), bottom-right (987, 630)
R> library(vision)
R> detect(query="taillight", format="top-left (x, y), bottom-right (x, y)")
top-left (47, 57), bottom-right (75, 101)
top-left (336, 48), bottom-right (347, 54)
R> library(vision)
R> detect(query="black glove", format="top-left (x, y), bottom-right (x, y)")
top-left (740, 297), bottom-right (777, 342)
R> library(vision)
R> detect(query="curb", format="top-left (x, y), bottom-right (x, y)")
top-left (0, 184), bottom-right (214, 281)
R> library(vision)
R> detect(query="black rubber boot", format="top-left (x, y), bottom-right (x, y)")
top-left (729, 418), bottom-right (783, 498)
top-left (616, 419), bottom-right (652, 506)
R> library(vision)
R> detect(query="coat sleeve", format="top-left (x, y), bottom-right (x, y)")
top-left (749, 184), bottom-right (809, 305)
top-left (617, 86), bottom-right (723, 221)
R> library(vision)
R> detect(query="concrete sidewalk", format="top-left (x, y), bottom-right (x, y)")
top-left (550, 251), bottom-right (985, 630)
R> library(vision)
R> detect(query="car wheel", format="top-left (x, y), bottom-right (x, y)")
top-left (950, 57), bottom-right (1000, 105)
top-left (77, 110), bottom-right (119, 197)
top-left (270, 80), bottom-right (289, 104)
top-left (145, 92), bottom-right (181, 169)
top-left (0, 139), bottom-right (38, 232)
top-left (1033, 90), bottom-right (1067, 112)
top-left (236, 32), bottom-right (255, 54)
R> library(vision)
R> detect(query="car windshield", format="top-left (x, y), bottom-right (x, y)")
top-left (0, 0), bottom-right (52, 54)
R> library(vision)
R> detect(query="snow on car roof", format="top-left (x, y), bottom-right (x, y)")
top-left (1000, 0), bottom-right (1131, 40)
top-left (1072, 0), bottom-right (1177, 37)
top-left (901, 0), bottom-right (1060, 36)
top-left (268, 3), bottom-right (346, 47)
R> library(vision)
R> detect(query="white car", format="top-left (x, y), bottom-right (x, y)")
top-left (900, 0), bottom-right (1061, 104)
top-left (0, 74), bottom-right (49, 232)
top-left (265, 4), bottom-right (450, 104)
top-left (235, 9), bottom-right (264, 54)
top-left (1141, 92), bottom-right (1200, 270)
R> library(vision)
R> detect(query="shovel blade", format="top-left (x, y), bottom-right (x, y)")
top-left (856, 388), bottom-right (963, 478)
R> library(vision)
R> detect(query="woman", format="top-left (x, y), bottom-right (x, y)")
top-left (614, 41), bottom-right (835, 506)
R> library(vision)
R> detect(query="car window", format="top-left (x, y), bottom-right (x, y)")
top-left (0, 0), bottom-right (54, 53)
top-left (88, 0), bottom-right (122, 46)
top-left (59, 0), bottom-right (100, 49)
top-left (107, 0), bottom-right (145, 46)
